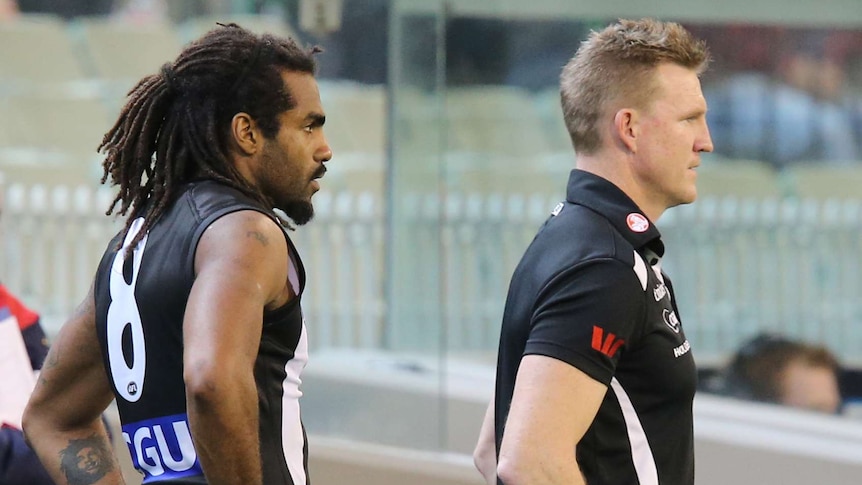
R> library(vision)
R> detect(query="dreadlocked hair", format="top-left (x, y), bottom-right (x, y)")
top-left (99, 23), bottom-right (322, 256)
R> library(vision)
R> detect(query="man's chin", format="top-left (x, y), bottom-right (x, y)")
top-left (280, 201), bottom-right (314, 225)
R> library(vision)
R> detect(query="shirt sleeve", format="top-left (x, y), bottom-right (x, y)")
top-left (21, 321), bottom-right (50, 370)
top-left (0, 284), bottom-right (49, 370)
top-left (524, 258), bottom-right (647, 385)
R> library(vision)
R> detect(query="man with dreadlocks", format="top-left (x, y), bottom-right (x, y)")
top-left (23, 23), bottom-right (332, 485)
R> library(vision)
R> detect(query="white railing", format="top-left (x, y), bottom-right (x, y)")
top-left (2, 182), bottom-right (861, 362)
top-left (0, 182), bottom-right (389, 351)
top-left (0, 182), bottom-right (122, 323)
top-left (662, 196), bottom-right (862, 363)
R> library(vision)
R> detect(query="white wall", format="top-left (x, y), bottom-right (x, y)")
top-left (302, 350), bottom-right (862, 483)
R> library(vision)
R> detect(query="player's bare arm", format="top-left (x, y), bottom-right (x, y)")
top-left (474, 398), bottom-right (497, 485)
top-left (184, 209), bottom-right (290, 485)
top-left (22, 282), bottom-right (125, 485)
top-left (497, 355), bottom-right (606, 485)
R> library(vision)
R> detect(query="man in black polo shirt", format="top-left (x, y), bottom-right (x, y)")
top-left (474, 19), bottom-right (713, 485)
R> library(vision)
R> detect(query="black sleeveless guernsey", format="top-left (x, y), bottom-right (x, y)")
top-left (94, 180), bottom-right (310, 484)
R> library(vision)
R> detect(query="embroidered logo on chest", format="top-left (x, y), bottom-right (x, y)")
top-left (653, 282), bottom-right (668, 301)
top-left (663, 309), bottom-right (681, 333)
top-left (673, 339), bottom-right (691, 358)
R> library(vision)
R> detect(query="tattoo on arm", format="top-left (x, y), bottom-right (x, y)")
top-left (59, 434), bottom-right (115, 485)
top-left (36, 346), bottom-right (60, 388)
top-left (37, 287), bottom-right (95, 388)
top-left (247, 230), bottom-right (269, 246)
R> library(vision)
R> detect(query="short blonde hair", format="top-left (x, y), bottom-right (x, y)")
top-left (560, 18), bottom-right (710, 155)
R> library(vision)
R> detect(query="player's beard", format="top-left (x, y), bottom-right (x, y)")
top-left (281, 200), bottom-right (314, 225)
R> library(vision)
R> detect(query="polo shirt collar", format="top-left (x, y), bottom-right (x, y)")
top-left (565, 169), bottom-right (665, 258)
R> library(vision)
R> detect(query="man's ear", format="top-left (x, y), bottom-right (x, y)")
top-left (613, 108), bottom-right (639, 153)
top-left (231, 112), bottom-right (259, 156)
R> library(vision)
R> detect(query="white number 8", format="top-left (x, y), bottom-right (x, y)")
top-left (106, 217), bottom-right (148, 402)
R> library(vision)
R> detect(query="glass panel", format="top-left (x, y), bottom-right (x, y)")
top-left (415, 0), bottom-right (862, 462)
top-left (1, 4), bottom-right (861, 483)
top-left (412, 1), bottom-right (862, 362)
top-left (286, 0), bottom-right (449, 451)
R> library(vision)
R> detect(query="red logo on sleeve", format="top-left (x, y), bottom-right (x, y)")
top-left (591, 325), bottom-right (625, 358)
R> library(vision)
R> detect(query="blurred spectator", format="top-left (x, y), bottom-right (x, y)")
top-left (848, 51), bottom-right (862, 153)
top-left (504, 20), bottom-right (591, 91)
top-left (0, 175), bottom-right (54, 484)
top-left (308, 0), bottom-right (389, 84)
top-left (16, 0), bottom-right (114, 18)
top-left (707, 333), bottom-right (842, 414)
top-left (0, 283), bottom-right (54, 484)
top-left (0, 0), bottom-right (18, 19)
top-left (162, 0), bottom-right (234, 24)
top-left (446, 18), bottom-right (510, 86)
top-left (705, 30), bottom-right (860, 167)
top-left (116, 0), bottom-right (167, 23)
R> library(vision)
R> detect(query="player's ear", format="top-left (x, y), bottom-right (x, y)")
top-left (231, 112), bottom-right (260, 156)
top-left (614, 108), bottom-right (639, 153)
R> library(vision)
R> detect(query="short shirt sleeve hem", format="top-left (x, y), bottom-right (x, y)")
top-left (524, 340), bottom-right (613, 385)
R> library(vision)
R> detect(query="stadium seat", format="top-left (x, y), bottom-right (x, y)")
top-left (0, 93), bottom-right (111, 172)
top-left (73, 18), bottom-right (184, 88)
top-left (180, 14), bottom-right (297, 43)
top-left (0, 15), bottom-right (87, 89)
top-left (694, 158), bottom-right (782, 198)
top-left (534, 87), bottom-right (573, 153)
top-left (782, 164), bottom-right (862, 200)
top-left (318, 80), bottom-right (386, 156)
top-left (392, 88), bottom-right (449, 156)
top-left (444, 85), bottom-right (552, 156)
top-left (0, 160), bottom-right (100, 188)
top-left (319, 152), bottom-right (385, 203)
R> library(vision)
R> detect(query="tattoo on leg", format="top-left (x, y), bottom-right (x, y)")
top-left (59, 434), bottom-right (114, 485)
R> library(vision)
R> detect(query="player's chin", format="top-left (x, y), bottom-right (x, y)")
top-left (680, 188), bottom-right (698, 205)
top-left (282, 200), bottom-right (315, 225)
top-left (672, 184), bottom-right (698, 205)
